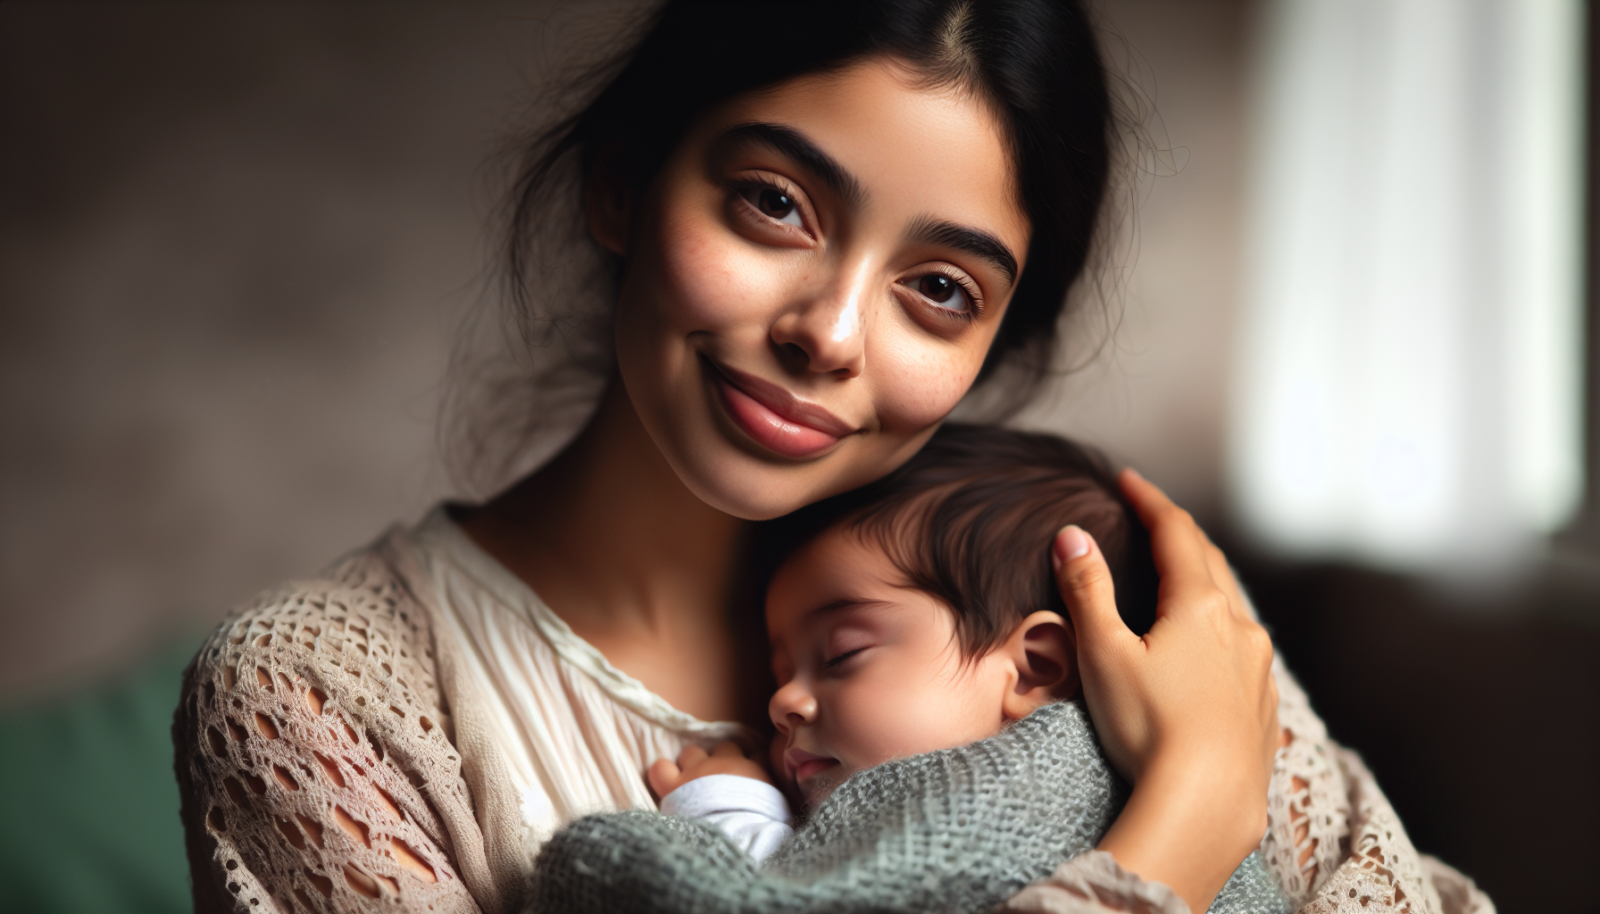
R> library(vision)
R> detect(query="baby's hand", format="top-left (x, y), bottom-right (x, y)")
top-left (647, 741), bottom-right (771, 799)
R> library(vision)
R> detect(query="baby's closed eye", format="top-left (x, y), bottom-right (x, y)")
top-left (825, 646), bottom-right (868, 669)
top-left (823, 625), bottom-right (876, 670)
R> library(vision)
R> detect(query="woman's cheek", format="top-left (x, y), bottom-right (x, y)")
top-left (871, 332), bottom-right (982, 432)
top-left (653, 203), bottom-right (782, 330)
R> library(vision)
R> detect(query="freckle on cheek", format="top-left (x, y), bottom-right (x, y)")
top-left (659, 233), bottom-right (712, 298)
top-left (882, 353), bottom-right (975, 430)
top-left (661, 238), bottom-right (783, 327)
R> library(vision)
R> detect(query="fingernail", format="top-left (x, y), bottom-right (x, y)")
top-left (1056, 525), bottom-right (1090, 563)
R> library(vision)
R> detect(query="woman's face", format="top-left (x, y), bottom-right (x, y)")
top-left (608, 57), bottom-right (1030, 519)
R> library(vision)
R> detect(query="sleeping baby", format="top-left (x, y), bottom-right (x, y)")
top-left (530, 425), bottom-right (1290, 914)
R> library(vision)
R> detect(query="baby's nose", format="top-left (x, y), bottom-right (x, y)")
top-left (767, 680), bottom-right (818, 731)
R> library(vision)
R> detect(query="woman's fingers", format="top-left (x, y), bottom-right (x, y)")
top-left (1118, 470), bottom-right (1220, 612)
top-left (1197, 530), bottom-right (1254, 623)
top-left (1123, 468), bottom-right (1248, 622)
top-left (1052, 525), bottom-right (1134, 648)
top-left (1065, 469), bottom-right (1282, 908)
top-left (1054, 523), bottom-right (1148, 781)
top-left (676, 745), bottom-right (709, 768)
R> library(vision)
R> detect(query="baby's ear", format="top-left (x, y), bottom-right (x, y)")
top-left (1000, 611), bottom-right (1079, 721)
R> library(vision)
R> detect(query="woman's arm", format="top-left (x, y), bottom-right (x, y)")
top-left (174, 558), bottom-right (485, 914)
top-left (1049, 471), bottom-right (1280, 914)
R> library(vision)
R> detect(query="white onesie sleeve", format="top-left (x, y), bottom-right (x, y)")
top-left (658, 773), bottom-right (795, 862)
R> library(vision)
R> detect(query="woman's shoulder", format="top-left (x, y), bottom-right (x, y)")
top-left (181, 531), bottom-right (452, 754)
top-left (190, 533), bottom-right (444, 715)
top-left (172, 530), bottom-right (492, 913)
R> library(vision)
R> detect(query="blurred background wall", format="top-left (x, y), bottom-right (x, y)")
top-left (0, 2), bottom-right (1594, 913)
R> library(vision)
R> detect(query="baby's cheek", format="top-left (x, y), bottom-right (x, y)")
top-left (887, 676), bottom-right (1004, 759)
top-left (823, 682), bottom-right (909, 771)
top-left (834, 678), bottom-right (956, 769)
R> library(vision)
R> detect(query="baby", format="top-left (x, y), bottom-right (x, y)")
top-left (643, 423), bottom-right (1157, 859)
top-left (531, 425), bottom-right (1285, 914)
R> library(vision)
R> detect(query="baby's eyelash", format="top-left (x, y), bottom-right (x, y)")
top-left (824, 647), bottom-right (866, 669)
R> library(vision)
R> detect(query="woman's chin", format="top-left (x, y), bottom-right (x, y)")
top-left (641, 398), bottom-right (848, 520)
top-left (670, 446), bottom-right (832, 521)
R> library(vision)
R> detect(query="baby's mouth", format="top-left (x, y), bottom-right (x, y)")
top-left (784, 747), bottom-right (841, 786)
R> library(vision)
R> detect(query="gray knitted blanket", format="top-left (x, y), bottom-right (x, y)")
top-left (529, 701), bottom-right (1290, 914)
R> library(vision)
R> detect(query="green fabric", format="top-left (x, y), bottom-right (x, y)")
top-left (0, 640), bottom-right (198, 914)
top-left (532, 701), bottom-right (1291, 914)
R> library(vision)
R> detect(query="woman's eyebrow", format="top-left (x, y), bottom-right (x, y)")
top-left (722, 122), bottom-right (866, 210)
top-left (906, 216), bottom-right (1020, 286)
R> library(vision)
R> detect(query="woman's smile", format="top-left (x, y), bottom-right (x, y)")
top-left (702, 356), bottom-right (860, 459)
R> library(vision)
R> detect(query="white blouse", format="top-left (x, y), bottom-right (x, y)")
top-left (405, 507), bottom-right (754, 862)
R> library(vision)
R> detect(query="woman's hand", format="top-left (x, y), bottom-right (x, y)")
top-left (1053, 469), bottom-right (1278, 914)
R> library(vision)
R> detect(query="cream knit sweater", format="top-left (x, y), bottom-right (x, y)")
top-left (173, 521), bottom-right (1495, 914)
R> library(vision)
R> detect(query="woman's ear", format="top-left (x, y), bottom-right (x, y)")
top-left (584, 147), bottom-right (633, 256)
top-left (1000, 610), bottom-right (1079, 721)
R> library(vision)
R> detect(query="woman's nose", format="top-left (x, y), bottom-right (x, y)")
top-left (768, 268), bottom-right (870, 378)
top-left (768, 680), bottom-right (819, 733)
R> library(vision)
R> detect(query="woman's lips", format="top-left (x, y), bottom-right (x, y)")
top-left (785, 747), bottom-right (841, 785)
top-left (703, 357), bottom-right (858, 459)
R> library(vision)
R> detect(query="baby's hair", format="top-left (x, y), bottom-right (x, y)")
top-left (757, 425), bottom-right (1159, 659)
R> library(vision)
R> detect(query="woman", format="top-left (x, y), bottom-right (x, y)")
top-left (174, 2), bottom-right (1488, 913)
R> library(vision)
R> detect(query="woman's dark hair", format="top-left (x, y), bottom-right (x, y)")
top-left (507, 0), bottom-right (1114, 397)
top-left (755, 425), bottom-right (1160, 658)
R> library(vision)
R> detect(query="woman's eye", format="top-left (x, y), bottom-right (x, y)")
top-left (912, 273), bottom-right (973, 313)
top-left (742, 186), bottom-right (804, 227)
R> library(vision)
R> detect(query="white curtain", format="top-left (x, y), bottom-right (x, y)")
top-left (1230, 0), bottom-right (1586, 577)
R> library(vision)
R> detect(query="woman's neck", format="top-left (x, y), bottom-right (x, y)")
top-left (458, 379), bottom-right (751, 723)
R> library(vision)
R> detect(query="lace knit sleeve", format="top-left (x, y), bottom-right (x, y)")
top-left (1001, 851), bottom-right (1189, 914)
top-left (173, 551), bottom-right (486, 914)
top-left (1001, 657), bottom-right (1492, 914)
top-left (1265, 663), bottom-right (1491, 914)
